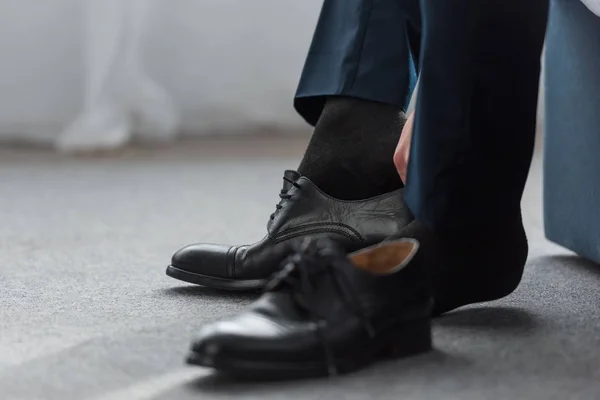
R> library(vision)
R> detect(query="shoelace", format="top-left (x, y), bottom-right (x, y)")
top-left (269, 177), bottom-right (301, 221)
top-left (265, 239), bottom-right (377, 375)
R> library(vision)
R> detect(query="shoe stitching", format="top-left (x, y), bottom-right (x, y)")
top-left (274, 230), bottom-right (357, 245)
top-left (274, 222), bottom-right (364, 243)
top-left (226, 246), bottom-right (239, 278)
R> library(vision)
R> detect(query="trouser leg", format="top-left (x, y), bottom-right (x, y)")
top-left (294, 0), bottom-right (421, 126)
top-left (405, 0), bottom-right (549, 232)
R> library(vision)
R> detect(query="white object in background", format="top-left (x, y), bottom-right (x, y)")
top-left (581, 0), bottom-right (600, 16)
top-left (56, 0), bottom-right (179, 153)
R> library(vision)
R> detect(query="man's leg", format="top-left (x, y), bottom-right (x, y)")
top-left (167, 0), bottom-right (422, 290)
top-left (294, 0), bottom-right (420, 126)
top-left (406, 0), bottom-right (547, 231)
top-left (186, 0), bottom-right (551, 379)
top-left (294, 0), bottom-right (421, 200)
top-left (405, 0), bottom-right (549, 312)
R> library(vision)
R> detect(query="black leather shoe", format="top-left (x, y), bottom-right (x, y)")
top-left (167, 170), bottom-right (411, 290)
top-left (187, 238), bottom-right (432, 379)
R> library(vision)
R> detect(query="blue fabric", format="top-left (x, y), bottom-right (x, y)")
top-left (544, 0), bottom-right (600, 262)
top-left (294, 0), bottom-right (421, 126)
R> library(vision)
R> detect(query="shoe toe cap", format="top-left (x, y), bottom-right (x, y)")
top-left (171, 243), bottom-right (234, 278)
top-left (190, 324), bottom-right (226, 358)
top-left (189, 317), bottom-right (264, 362)
top-left (189, 312), bottom-right (312, 363)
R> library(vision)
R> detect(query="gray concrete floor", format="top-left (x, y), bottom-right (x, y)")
top-left (1, 138), bottom-right (599, 400)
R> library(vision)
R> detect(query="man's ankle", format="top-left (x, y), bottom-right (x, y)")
top-left (297, 96), bottom-right (405, 200)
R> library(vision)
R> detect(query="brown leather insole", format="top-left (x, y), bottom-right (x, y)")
top-left (350, 241), bottom-right (417, 275)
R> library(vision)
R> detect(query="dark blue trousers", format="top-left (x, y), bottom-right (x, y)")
top-left (295, 0), bottom-right (421, 126)
top-left (295, 0), bottom-right (548, 232)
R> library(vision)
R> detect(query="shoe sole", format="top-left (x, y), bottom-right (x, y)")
top-left (166, 265), bottom-right (266, 291)
top-left (186, 318), bottom-right (431, 379)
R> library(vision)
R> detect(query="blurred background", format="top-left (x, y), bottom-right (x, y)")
top-left (0, 0), bottom-right (321, 150)
top-left (0, 0), bottom-right (546, 150)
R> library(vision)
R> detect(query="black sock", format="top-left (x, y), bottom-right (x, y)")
top-left (297, 96), bottom-right (405, 200)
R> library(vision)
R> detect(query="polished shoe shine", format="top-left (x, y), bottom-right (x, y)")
top-left (167, 170), bottom-right (412, 290)
top-left (187, 238), bottom-right (433, 379)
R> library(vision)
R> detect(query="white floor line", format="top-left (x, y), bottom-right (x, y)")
top-left (89, 367), bottom-right (207, 400)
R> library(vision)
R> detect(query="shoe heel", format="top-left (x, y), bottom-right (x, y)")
top-left (380, 319), bottom-right (432, 359)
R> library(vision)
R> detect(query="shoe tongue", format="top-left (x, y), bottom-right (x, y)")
top-left (282, 170), bottom-right (302, 191)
